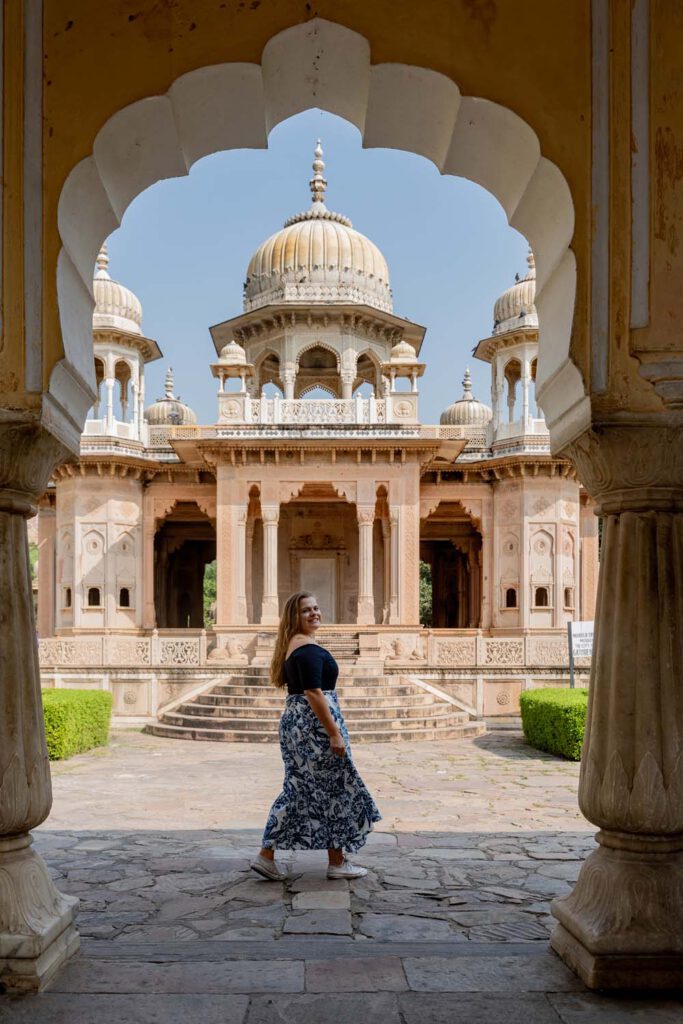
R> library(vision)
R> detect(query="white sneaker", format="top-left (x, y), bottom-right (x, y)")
top-left (250, 854), bottom-right (288, 882)
top-left (326, 858), bottom-right (368, 880)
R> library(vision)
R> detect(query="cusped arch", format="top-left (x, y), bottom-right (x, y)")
top-left (295, 340), bottom-right (341, 373)
top-left (54, 17), bottom-right (586, 450)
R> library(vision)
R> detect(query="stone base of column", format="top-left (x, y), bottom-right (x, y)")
top-left (261, 598), bottom-right (280, 625)
top-left (551, 832), bottom-right (683, 990)
top-left (0, 834), bottom-right (80, 993)
top-left (356, 598), bottom-right (374, 625)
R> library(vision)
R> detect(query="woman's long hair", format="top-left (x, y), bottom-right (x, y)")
top-left (270, 591), bottom-right (314, 689)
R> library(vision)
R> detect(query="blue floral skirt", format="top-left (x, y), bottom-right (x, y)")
top-left (262, 692), bottom-right (382, 853)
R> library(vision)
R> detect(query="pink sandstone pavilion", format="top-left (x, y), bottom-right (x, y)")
top-left (36, 143), bottom-right (598, 734)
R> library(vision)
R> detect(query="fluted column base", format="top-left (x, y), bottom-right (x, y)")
top-left (551, 831), bottom-right (683, 989)
top-left (0, 834), bottom-right (79, 993)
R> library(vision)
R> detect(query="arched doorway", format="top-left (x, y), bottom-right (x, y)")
top-left (154, 502), bottom-right (216, 628)
top-left (420, 501), bottom-right (482, 628)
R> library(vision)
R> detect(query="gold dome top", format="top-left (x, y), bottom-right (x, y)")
top-left (244, 142), bottom-right (392, 314)
top-left (492, 250), bottom-right (538, 334)
top-left (92, 244), bottom-right (143, 335)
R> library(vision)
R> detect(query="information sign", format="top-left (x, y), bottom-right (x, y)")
top-left (567, 620), bottom-right (594, 688)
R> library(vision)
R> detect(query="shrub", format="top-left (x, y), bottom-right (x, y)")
top-left (519, 687), bottom-right (589, 761)
top-left (41, 689), bottom-right (113, 761)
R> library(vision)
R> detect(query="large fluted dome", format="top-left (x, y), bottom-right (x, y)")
top-left (492, 250), bottom-right (538, 335)
top-left (244, 142), bottom-right (392, 314)
top-left (440, 370), bottom-right (492, 426)
top-left (144, 368), bottom-right (197, 426)
top-left (93, 244), bottom-right (143, 335)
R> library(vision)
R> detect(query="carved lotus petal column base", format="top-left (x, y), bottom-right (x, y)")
top-left (0, 834), bottom-right (79, 993)
top-left (551, 832), bottom-right (683, 990)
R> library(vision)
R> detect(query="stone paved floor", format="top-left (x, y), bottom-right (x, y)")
top-left (2, 730), bottom-right (682, 1022)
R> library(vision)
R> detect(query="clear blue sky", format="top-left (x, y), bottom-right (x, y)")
top-left (104, 109), bottom-right (529, 425)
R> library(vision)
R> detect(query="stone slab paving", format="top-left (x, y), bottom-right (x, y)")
top-left (1, 729), bottom-right (682, 1021)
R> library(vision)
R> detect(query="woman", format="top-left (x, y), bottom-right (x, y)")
top-left (251, 591), bottom-right (381, 881)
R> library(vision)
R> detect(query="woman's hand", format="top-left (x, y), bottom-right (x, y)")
top-left (328, 730), bottom-right (346, 757)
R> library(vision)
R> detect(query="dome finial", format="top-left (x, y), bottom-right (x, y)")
top-left (164, 367), bottom-right (175, 400)
top-left (462, 368), bottom-right (473, 400)
top-left (309, 139), bottom-right (327, 206)
top-left (95, 242), bottom-right (110, 279)
top-left (526, 247), bottom-right (536, 278)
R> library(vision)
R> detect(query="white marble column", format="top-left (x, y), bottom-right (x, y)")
top-left (551, 426), bottom-right (683, 990)
top-left (141, 493), bottom-right (156, 629)
top-left (235, 512), bottom-right (248, 623)
top-left (261, 507), bottom-right (280, 624)
top-left (357, 507), bottom-right (375, 624)
top-left (37, 506), bottom-right (56, 639)
top-left (104, 377), bottom-right (115, 433)
top-left (245, 518), bottom-right (255, 623)
top-left (389, 512), bottom-right (400, 623)
top-left (0, 418), bottom-right (80, 992)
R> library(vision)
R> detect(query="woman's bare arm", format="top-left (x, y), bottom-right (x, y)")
top-left (304, 688), bottom-right (345, 757)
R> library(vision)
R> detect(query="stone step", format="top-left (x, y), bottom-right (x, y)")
top-left (145, 720), bottom-right (486, 743)
top-left (175, 700), bottom-right (459, 721)
top-left (199, 691), bottom-right (437, 709)
top-left (161, 708), bottom-right (469, 732)
top-left (211, 683), bottom-right (422, 699)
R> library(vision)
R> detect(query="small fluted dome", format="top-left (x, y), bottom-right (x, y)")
top-left (93, 244), bottom-right (143, 335)
top-left (144, 368), bottom-right (197, 426)
top-left (219, 339), bottom-right (247, 364)
top-left (440, 369), bottom-right (492, 426)
top-left (244, 142), bottom-right (392, 314)
top-left (390, 339), bottom-right (417, 363)
top-left (492, 250), bottom-right (538, 334)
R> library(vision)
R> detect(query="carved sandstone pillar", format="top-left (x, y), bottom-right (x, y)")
top-left (551, 425), bottom-right (683, 990)
top-left (357, 507), bottom-right (375, 625)
top-left (261, 507), bottom-right (280, 624)
top-left (0, 417), bottom-right (79, 992)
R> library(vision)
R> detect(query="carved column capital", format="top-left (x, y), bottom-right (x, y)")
top-left (0, 414), bottom-right (70, 515)
top-left (357, 507), bottom-right (375, 526)
top-left (562, 423), bottom-right (683, 513)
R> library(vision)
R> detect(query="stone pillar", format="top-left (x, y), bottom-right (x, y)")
top-left (551, 426), bottom-right (683, 990)
top-left (381, 518), bottom-right (391, 623)
top-left (0, 417), bottom-right (80, 992)
top-left (235, 512), bottom-right (248, 623)
top-left (341, 370), bottom-right (354, 400)
top-left (282, 364), bottom-right (296, 401)
top-left (356, 507), bottom-right (375, 624)
top-left (389, 512), bottom-right (399, 623)
top-left (104, 377), bottom-right (115, 433)
top-left (37, 505), bottom-right (56, 639)
top-left (261, 506), bottom-right (280, 624)
top-left (141, 492), bottom-right (156, 629)
top-left (245, 518), bottom-right (255, 623)
top-left (521, 357), bottom-right (530, 425)
top-left (579, 495), bottom-right (599, 621)
top-left (216, 469), bottom-right (248, 627)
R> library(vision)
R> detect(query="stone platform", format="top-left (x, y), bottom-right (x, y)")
top-left (1, 732), bottom-right (681, 1020)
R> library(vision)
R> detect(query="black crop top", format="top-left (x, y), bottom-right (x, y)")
top-left (284, 644), bottom-right (339, 695)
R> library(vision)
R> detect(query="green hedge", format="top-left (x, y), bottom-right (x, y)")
top-left (41, 689), bottom-right (113, 761)
top-left (519, 687), bottom-right (589, 761)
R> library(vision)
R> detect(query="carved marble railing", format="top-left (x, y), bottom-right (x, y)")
top-left (39, 633), bottom-right (207, 668)
top-left (250, 397), bottom-right (386, 425)
top-left (39, 630), bottom-right (586, 671)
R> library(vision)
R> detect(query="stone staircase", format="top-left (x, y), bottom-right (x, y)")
top-left (313, 629), bottom-right (360, 661)
top-left (145, 671), bottom-right (486, 743)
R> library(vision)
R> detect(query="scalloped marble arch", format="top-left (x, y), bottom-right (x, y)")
top-left (55, 17), bottom-right (589, 452)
